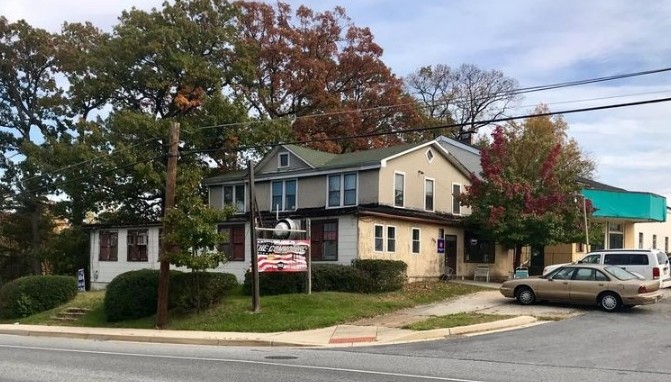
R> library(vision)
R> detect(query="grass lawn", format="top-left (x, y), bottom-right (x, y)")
top-left (403, 313), bottom-right (514, 330)
top-left (1, 282), bottom-right (485, 332)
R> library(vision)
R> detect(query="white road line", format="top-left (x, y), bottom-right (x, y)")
top-left (0, 344), bottom-right (487, 382)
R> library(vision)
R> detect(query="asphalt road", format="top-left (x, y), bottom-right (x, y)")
top-left (1, 289), bottom-right (670, 382)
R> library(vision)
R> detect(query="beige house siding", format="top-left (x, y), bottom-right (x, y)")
top-left (357, 170), bottom-right (381, 205)
top-left (357, 217), bottom-right (459, 280)
top-left (377, 145), bottom-right (472, 214)
top-left (544, 243), bottom-right (584, 265)
top-left (634, 210), bottom-right (671, 252)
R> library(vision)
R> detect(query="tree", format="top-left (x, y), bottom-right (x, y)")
top-left (233, 1), bottom-right (422, 153)
top-left (405, 63), bottom-right (519, 142)
top-left (460, 105), bottom-right (595, 268)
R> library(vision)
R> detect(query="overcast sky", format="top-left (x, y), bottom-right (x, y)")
top-left (4, 0), bottom-right (671, 199)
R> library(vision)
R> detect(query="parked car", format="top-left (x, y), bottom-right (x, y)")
top-left (542, 249), bottom-right (671, 287)
top-left (500, 264), bottom-right (663, 311)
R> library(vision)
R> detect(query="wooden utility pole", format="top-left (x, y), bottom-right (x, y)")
top-left (156, 122), bottom-right (180, 329)
top-left (248, 159), bottom-right (260, 312)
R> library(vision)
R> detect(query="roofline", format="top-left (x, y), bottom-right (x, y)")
top-left (380, 141), bottom-right (433, 167)
top-left (436, 135), bottom-right (481, 155)
top-left (283, 145), bottom-right (317, 169)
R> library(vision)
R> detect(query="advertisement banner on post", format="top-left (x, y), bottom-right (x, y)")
top-left (256, 239), bottom-right (309, 272)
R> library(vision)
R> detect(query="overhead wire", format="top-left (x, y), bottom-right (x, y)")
top-left (10, 67), bottom-right (671, 195)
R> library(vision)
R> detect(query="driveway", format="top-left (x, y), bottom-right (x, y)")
top-left (352, 286), bottom-right (588, 328)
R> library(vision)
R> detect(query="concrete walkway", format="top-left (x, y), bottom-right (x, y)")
top-left (0, 280), bottom-right (580, 348)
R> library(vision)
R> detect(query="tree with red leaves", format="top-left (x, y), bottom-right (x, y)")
top-left (460, 105), bottom-right (595, 268)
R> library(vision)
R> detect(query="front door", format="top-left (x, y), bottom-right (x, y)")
top-left (444, 235), bottom-right (457, 275)
top-left (529, 246), bottom-right (544, 276)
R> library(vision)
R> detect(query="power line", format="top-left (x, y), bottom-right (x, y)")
top-left (186, 95), bottom-right (671, 154)
top-left (16, 94), bottom-right (671, 198)
top-left (17, 65), bottom-right (671, 184)
top-left (194, 66), bottom-right (671, 132)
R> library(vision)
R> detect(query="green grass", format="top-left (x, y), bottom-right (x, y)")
top-left (2, 282), bottom-right (485, 332)
top-left (403, 313), bottom-right (514, 331)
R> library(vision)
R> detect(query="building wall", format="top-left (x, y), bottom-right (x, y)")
top-left (634, 210), bottom-right (671, 252)
top-left (357, 217), bottom-right (462, 280)
top-left (89, 215), bottom-right (359, 289)
top-left (90, 227), bottom-right (162, 290)
top-left (377, 146), bottom-right (472, 214)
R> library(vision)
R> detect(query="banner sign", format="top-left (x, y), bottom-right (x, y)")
top-left (76, 268), bottom-right (85, 292)
top-left (437, 238), bottom-right (445, 254)
top-left (256, 239), bottom-right (309, 272)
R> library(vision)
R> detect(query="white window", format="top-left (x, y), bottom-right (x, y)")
top-left (425, 149), bottom-right (434, 162)
top-left (411, 228), bottom-right (421, 254)
top-left (638, 232), bottom-right (644, 249)
top-left (271, 180), bottom-right (297, 211)
top-left (425, 178), bottom-right (434, 211)
top-left (278, 152), bottom-right (289, 168)
top-left (452, 183), bottom-right (462, 215)
top-left (387, 226), bottom-right (396, 252)
top-left (223, 184), bottom-right (246, 213)
top-left (653, 234), bottom-right (657, 249)
top-left (327, 173), bottom-right (357, 207)
top-left (394, 172), bottom-right (405, 207)
top-left (374, 225), bottom-right (384, 252)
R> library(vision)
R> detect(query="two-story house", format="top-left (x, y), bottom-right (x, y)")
top-left (87, 137), bottom-right (513, 289)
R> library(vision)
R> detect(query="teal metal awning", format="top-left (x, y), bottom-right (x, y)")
top-left (582, 189), bottom-right (667, 222)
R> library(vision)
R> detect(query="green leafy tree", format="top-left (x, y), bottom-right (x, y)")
top-left (460, 105), bottom-right (595, 268)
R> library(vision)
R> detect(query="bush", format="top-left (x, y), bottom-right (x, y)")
top-left (243, 272), bottom-right (306, 296)
top-left (311, 264), bottom-right (372, 293)
top-left (0, 275), bottom-right (78, 319)
top-left (170, 272), bottom-right (238, 312)
top-left (104, 269), bottom-right (161, 322)
top-left (104, 270), bottom-right (239, 321)
top-left (352, 259), bottom-right (407, 292)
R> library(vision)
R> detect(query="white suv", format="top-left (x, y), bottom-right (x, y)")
top-left (543, 249), bottom-right (671, 287)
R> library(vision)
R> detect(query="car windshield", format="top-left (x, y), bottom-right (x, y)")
top-left (604, 266), bottom-right (638, 281)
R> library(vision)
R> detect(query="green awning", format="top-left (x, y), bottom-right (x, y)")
top-left (582, 189), bottom-right (666, 222)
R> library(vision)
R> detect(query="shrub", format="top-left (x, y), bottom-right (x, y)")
top-left (352, 259), bottom-right (407, 292)
top-left (104, 269), bottom-right (161, 322)
top-left (170, 272), bottom-right (238, 312)
top-left (243, 272), bottom-right (306, 296)
top-left (311, 264), bottom-right (372, 293)
top-left (104, 270), bottom-right (239, 321)
top-left (0, 275), bottom-right (78, 319)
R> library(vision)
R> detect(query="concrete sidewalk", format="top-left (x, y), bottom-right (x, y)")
top-left (0, 281), bottom-right (573, 348)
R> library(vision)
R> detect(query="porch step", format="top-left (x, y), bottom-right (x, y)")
top-left (52, 307), bottom-right (91, 321)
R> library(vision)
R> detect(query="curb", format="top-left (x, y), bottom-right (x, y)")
top-left (393, 316), bottom-right (537, 343)
top-left (0, 316), bottom-right (538, 348)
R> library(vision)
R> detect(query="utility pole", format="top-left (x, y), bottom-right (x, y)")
top-left (156, 122), bottom-right (179, 329)
top-left (248, 159), bottom-right (260, 312)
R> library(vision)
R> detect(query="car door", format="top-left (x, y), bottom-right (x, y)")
top-left (569, 268), bottom-right (609, 304)
top-left (536, 267), bottom-right (575, 302)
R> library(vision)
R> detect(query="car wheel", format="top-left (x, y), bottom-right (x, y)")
top-left (515, 286), bottom-right (536, 305)
top-left (599, 292), bottom-right (621, 312)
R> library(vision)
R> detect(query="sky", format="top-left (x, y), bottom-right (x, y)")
top-left (3, 0), bottom-right (671, 199)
